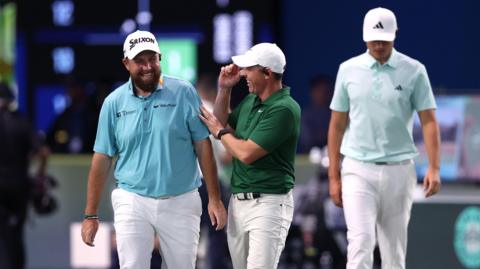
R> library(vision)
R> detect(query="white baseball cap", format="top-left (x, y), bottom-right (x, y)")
top-left (231, 43), bottom-right (286, 74)
top-left (123, 30), bottom-right (161, 59)
top-left (363, 7), bottom-right (397, 42)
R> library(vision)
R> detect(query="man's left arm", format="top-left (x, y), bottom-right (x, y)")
top-left (199, 106), bottom-right (269, 164)
top-left (219, 134), bottom-right (268, 165)
top-left (194, 139), bottom-right (227, 230)
top-left (418, 109), bottom-right (441, 197)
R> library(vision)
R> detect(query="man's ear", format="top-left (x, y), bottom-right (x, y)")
top-left (122, 58), bottom-right (130, 71)
top-left (263, 67), bottom-right (270, 77)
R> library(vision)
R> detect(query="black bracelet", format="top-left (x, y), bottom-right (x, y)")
top-left (84, 214), bottom-right (99, 220)
top-left (216, 128), bottom-right (231, 140)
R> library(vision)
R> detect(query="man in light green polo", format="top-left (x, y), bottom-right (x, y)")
top-left (199, 43), bottom-right (301, 269)
top-left (328, 7), bottom-right (441, 269)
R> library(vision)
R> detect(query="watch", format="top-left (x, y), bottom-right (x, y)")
top-left (216, 128), bottom-right (231, 140)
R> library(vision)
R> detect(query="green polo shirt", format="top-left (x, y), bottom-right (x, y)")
top-left (228, 87), bottom-right (301, 194)
top-left (330, 48), bottom-right (436, 162)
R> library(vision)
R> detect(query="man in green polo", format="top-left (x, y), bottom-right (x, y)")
top-left (199, 42), bottom-right (301, 269)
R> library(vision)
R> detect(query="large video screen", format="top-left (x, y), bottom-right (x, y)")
top-left (413, 95), bottom-right (480, 182)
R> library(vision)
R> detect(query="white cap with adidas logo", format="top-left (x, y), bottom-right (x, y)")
top-left (363, 7), bottom-right (397, 42)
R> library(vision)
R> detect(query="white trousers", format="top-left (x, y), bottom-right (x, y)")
top-left (111, 188), bottom-right (202, 269)
top-left (341, 157), bottom-right (416, 269)
top-left (227, 191), bottom-right (294, 269)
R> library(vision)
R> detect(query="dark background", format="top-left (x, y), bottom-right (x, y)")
top-left (282, 1), bottom-right (480, 105)
top-left (14, 0), bottom-right (480, 112)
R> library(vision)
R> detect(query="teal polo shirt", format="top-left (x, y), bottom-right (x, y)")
top-left (228, 87), bottom-right (301, 194)
top-left (330, 48), bottom-right (436, 162)
top-left (94, 75), bottom-right (209, 197)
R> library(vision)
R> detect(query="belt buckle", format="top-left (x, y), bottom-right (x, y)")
top-left (236, 192), bottom-right (260, 200)
top-left (235, 193), bottom-right (246, 200)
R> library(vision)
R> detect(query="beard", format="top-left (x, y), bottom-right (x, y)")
top-left (132, 69), bottom-right (161, 93)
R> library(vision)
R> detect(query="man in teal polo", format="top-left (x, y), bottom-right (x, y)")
top-left (80, 30), bottom-right (226, 269)
top-left (328, 7), bottom-right (441, 269)
top-left (200, 43), bottom-right (301, 268)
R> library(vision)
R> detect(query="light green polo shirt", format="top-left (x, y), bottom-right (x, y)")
top-left (330, 48), bottom-right (436, 162)
top-left (228, 87), bottom-right (301, 194)
top-left (94, 75), bottom-right (209, 197)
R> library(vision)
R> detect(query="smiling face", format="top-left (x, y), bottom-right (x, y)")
top-left (239, 65), bottom-right (268, 95)
top-left (123, 50), bottom-right (161, 93)
top-left (366, 40), bottom-right (394, 64)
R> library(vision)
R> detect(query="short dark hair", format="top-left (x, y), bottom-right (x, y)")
top-left (272, 72), bottom-right (283, 80)
top-left (258, 65), bottom-right (283, 81)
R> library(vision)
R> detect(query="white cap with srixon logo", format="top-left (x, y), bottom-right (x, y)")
top-left (231, 43), bottom-right (286, 74)
top-left (123, 30), bottom-right (161, 59)
top-left (363, 7), bottom-right (397, 42)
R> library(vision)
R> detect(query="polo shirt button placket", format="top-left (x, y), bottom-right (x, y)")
top-left (143, 98), bottom-right (148, 122)
top-left (372, 71), bottom-right (381, 100)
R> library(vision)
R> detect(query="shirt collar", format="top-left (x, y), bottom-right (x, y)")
top-left (260, 86), bottom-right (291, 106)
top-left (364, 48), bottom-right (398, 69)
top-left (128, 75), bottom-right (165, 96)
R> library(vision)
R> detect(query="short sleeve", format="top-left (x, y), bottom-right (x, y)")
top-left (228, 94), bottom-right (253, 129)
top-left (93, 98), bottom-right (118, 156)
top-left (330, 64), bottom-right (350, 112)
top-left (249, 106), bottom-right (295, 152)
top-left (411, 64), bottom-right (437, 111)
top-left (185, 84), bottom-right (210, 141)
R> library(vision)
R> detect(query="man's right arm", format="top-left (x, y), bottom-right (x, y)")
top-left (213, 87), bottom-right (232, 126)
top-left (327, 111), bottom-right (348, 207)
top-left (213, 64), bottom-right (241, 125)
top-left (81, 152), bottom-right (112, 246)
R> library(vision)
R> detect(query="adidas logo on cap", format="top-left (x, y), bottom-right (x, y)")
top-left (373, 21), bottom-right (384, 29)
top-left (363, 7), bottom-right (397, 42)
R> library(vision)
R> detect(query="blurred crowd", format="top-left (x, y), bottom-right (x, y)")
top-left (46, 76), bottom-right (114, 154)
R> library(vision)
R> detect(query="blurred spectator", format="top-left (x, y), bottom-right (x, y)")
top-left (298, 74), bottom-right (333, 153)
top-left (87, 76), bottom-right (114, 116)
top-left (0, 82), bottom-right (49, 269)
top-left (295, 174), bottom-right (347, 269)
top-left (47, 76), bottom-right (96, 153)
top-left (281, 147), bottom-right (347, 269)
top-left (196, 73), bottom-right (232, 269)
top-left (86, 76), bottom-right (114, 147)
